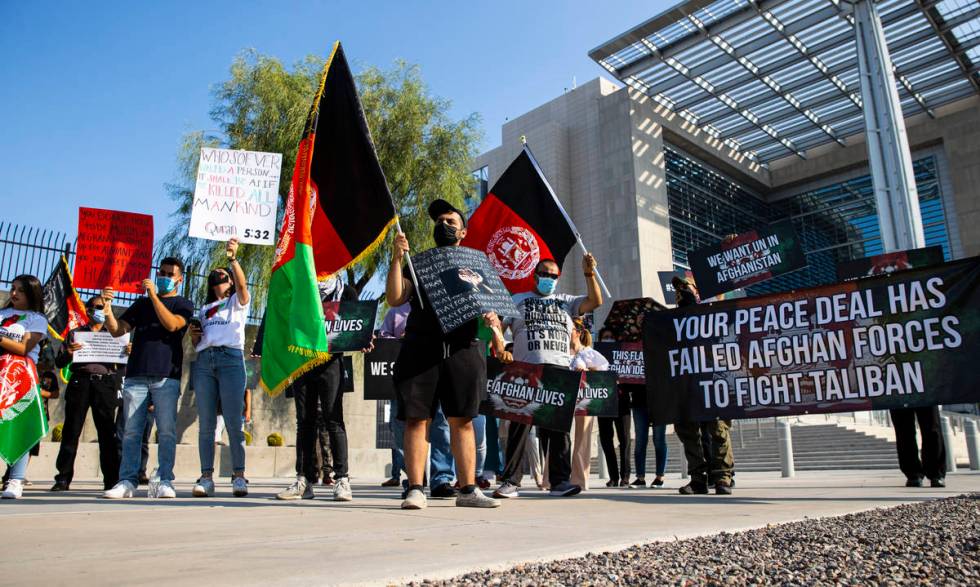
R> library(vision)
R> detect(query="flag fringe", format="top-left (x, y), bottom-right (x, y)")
top-left (259, 350), bottom-right (332, 398)
top-left (317, 216), bottom-right (398, 282)
top-left (304, 41), bottom-right (342, 136)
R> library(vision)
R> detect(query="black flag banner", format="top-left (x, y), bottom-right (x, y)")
top-left (644, 256), bottom-right (980, 425)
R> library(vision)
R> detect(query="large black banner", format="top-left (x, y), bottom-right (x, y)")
top-left (480, 361), bottom-right (579, 431)
top-left (688, 221), bottom-right (807, 299)
top-left (644, 257), bottom-right (980, 425)
top-left (363, 338), bottom-right (401, 400)
top-left (413, 246), bottom-right (520, 333)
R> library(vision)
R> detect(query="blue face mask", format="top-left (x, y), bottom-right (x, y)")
top-left (90, 310), bottom-right (106, 324)
top-left (535, 276), bottom-right (558, 296)
top-left (155, 276), bottom-right (177, 295)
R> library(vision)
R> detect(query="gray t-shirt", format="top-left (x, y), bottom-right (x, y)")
top-left (504, 292), bottom-right (587, 366)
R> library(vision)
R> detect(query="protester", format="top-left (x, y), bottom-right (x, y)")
top-left (568, 317), bottom-right (608, 491)
top-left (489, 253), bottom-right (603, 498)
top-left (102, 258), bottom-right (194, 499)
top-left (276, 276), bottom-right (356, 502)
top-left (387, 199), bottom-right (499, 509)
top-left (51, 295), bottom-right (123, 492)
top-left (379, 303), bottom-right (409, 488)
top-left (670, 276), bottom-right (734, 495)
top-left (189, 238), bottom-right (251, 497)
top-left (0, 275), bottom-right (49, 499)
top-left (631, 385), bottom-right (667, 489)
top-left (890, 406), bottom-right (946, 487)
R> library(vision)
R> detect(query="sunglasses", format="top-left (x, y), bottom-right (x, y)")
top-left (91, 305), bottom-right (105, 311)
top-left (536, 272), bottom-right (560, 279)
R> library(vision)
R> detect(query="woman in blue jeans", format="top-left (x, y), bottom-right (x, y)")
top-left (190, 239), bottom-right (250, 497)
top-left (628, 384), bottom-right (668, 488)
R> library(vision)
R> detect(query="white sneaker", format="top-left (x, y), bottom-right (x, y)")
top-left (103, 480), bottom-right (136, 499)
top-left (232, 477), bottom-right (248, 497)
top-left (401, 487), bottom-right (427, 510)
top-left (192, 477), bottom-right (215, 497)
top-left (156, 481), bottom-right (176, 499)
top-left (456, 487), bottom-right (501, 508)
top-left (333, 477), bottom-right (353, 502)
top-left (277, 476), bottom-right (313, 500)
top-left (1, 479), bottom-right (23, 499)
top-left (493, 481), bottom-right (520, 498)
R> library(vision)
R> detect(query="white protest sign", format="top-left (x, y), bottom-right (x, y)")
top-left (72, 331), bottom-right (131, 364)
top-left (189, 147), bottom-right (283, 245)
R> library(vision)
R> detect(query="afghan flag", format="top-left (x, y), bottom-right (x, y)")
top-left (259, 41), bottom-right (394, 396)
top-left (462, 147), bottom-right (578, 293)
top-left (43, 254), bottom-right (89, 341)
top-left (0, 354), bottom-right (48, 465)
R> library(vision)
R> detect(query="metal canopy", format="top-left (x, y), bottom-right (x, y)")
top-left (589, 0), bottom-right (980, 165)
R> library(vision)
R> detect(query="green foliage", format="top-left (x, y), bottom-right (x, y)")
top-left (160, 49), bottom-right (481, 301)
top-left (266, 432), bottom-right (284, 447)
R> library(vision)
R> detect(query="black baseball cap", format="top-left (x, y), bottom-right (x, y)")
top-left (427, 199), bottom-right (466, 227)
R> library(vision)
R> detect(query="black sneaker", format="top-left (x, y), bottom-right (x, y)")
top-left (50, 481), bottom-right (70, 492)
top-left (605, 479), bottom-right (619, 488)
top-left (905, 477), bottom-right (924, 487)
top-left (929, 477), bottom-right (946, 488)
top-left (679, 482), bottom-right (709, 495)
top-left (715, 482), bottom-right (733, 495)
top-left (651, 477), bottom-right (664, 488)
top-left (431, 483), bottom-right (458, 499)
top-left (630, 478), bottom-right (647, 488)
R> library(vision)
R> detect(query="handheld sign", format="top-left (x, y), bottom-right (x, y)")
top-left (836, 246), bottom-right (944, 282)
top-left (71, 331), bottom-right (130, 364)
top-left (73, 208), bottom-right (153, 294)
top-left (601, 298), bottom-right (666, 342)
top-left (323, 300), bottom-right (378, 353)
top-left (688, 221), bottom-right (806, 299)
top-left (574, 371), bottom-right (619, 417)
top-left (644, 256), bottom-right (980, 425)
top-left (412, 246), bottom-right (520, 334)
top-left (363, 338), bottom-right (400, 400)
top-left (595, 341), bottom-right (645, 384)
top-left (480, 360), bottom-right (579, 432)
top-left (189, 148), bottom-right (283, 245)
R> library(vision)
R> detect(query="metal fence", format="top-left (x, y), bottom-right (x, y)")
top-left (0, 221), bottom-right (266, 324)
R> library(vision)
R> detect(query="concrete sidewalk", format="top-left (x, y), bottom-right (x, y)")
top-left (1, 470), bottom-right (977, 586)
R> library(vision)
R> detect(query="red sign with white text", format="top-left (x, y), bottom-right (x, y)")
top-left (73, 207), bottom-right (153, 293)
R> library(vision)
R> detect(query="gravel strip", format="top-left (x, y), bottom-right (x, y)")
top-left (410, 494), bottom-right (979, 586)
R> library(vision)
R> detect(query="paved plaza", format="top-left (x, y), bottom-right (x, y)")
top-left (1, 470), bottom-right (977, 586)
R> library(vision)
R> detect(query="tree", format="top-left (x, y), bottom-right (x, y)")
top-left (160, 49), bottom-right (481, 303)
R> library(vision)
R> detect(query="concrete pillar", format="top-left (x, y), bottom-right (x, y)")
top-left (940, 415), bottom-right (957, 474)
top-left (777, 420), bottom-right (795, 478)
top-left (851, 0), bottom-right (926, 252)
top-left (964, 419), bottom-right (980, 471)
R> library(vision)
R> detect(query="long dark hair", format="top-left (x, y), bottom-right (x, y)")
top-left (204, 267), bottom-right (237, 305)
top-left (7, 274), bottom-right (44, 313)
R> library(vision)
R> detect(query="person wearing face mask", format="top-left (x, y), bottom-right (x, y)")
top-left (50, 295), bottom-right (124, 492)
top-left (387, 199), bottom-right (500, 510)
top-left (188, 238), bottom-right (251, 498)
top-left (670, 276), bottom-right (735, 496)
top-left (488, 253), bottom-right (603, 498)
top-left (102, 257), bottom-right (195, 499)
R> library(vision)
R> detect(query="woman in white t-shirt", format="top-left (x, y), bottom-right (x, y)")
top-left (0, 274), bottom-right (49, 499)
top-left (189, 239), bottom-right (250, 498)
top-left (568, 318), bottom-right (609, 491)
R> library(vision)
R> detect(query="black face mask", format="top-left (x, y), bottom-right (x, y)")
top-left (208, 272), bottom-right (231, 287)
top-left (433, 222), bottom-right (459, 247)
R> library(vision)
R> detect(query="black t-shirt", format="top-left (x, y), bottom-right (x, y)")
top-left (403, 260), bottom-right (478, 346)
top-left (120, 296), bottom-right (194, 380)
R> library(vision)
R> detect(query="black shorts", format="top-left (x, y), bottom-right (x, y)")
top-left (393, 338), bottom-right (486, 421)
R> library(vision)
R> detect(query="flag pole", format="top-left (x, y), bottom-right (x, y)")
top-left (521, 141), bottom-right (613, 298)
top-left (394, 218), bottom-right (424, 310)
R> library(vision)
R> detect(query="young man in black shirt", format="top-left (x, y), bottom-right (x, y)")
top-left (102, 257), bottom-right (194, 499)
top-left (51, 295), bottom-right (124, 491)
top-left (386, 199), bottom-right (500, 509)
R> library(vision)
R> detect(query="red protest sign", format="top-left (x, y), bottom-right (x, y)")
top-left (73, 208), bottom-right (153, 293)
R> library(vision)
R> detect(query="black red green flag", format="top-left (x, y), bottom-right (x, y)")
top-left (307, 42), bottom-right (397, 279)
top-left (43, 255), bottom-right (88, 341)
top-left (462, 147), bottom-right (577, 294)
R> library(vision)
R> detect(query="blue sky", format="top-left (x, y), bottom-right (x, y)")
top-left (0, 1), bottom-right (661, 241)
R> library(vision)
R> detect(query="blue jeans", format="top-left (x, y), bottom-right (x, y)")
top-left (119, 377), bottom-right (180, 483)
top-left (389, 398), bottom-right (405, 478)
top-left (484, 417), bottom-right (504, 476)
top-left (473, 414), bottom-right (487, 478)
top-left (632, 407), bottom-right (668, 478)
top-left (429, 404), bottom-right (455, 488)
top-left (6, 454), bottom-right (29, 481)
top-left (193, 347), bottom-right (247, 475)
